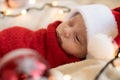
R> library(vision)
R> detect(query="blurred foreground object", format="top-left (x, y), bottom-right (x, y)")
top-left (5, 0), bottom-right (29, 8)
top-left (0, 48), bottom-right (51, 80)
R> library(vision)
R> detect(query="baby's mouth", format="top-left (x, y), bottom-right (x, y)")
top-left (56, 31), bottom-right (62, 45)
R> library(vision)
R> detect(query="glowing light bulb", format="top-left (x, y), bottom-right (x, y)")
top-left (28, 0), bottom-right (36, 4)
top-left (51, 1), bottom-right (58, 6)
top-left (64, 74), bottom-right (71, 80)
top-left (118, 53), bottom-right (120, 57)
top-left (20, 9), bottom-right (27, 15)
top-left (113, 58), bottom-right (120, 71)
top-left (58, 9), bottom-right (64, 14)
top-left (4, 10), bottom-right (11, 15)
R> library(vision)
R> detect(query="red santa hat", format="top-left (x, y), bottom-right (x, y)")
top-left (66, 4), bottom-right (120, 60)
top-left (66, 4), bottom-right (119, 42)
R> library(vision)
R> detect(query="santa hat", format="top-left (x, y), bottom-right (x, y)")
top-left (66, 4), bottom-right (120, 60)
top-left (66, 4), bottom-right (119, 42)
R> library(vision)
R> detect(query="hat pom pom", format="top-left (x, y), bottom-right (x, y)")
top-left (87, 33), bottom-right (118, 61)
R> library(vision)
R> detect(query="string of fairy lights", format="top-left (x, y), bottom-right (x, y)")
top-left (0, 0), bottom-right (71, 18)
top-left (95, 48), bottom-right (120, 80)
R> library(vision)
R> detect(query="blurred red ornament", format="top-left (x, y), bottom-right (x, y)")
top-left (0, 48), bottom-right (50, 80)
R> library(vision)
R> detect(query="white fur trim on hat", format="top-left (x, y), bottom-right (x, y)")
top-left (0, 48), bottom-right (39, 69)
top-left (66, 4), bottom-right (118, 41)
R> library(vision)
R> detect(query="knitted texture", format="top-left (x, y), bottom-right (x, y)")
top-left (0, 21), bottom-right (80, 68)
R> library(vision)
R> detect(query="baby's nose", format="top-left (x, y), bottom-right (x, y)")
top-left (63, 28), bottom-right (72, 38)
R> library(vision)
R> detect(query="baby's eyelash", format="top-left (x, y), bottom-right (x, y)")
top-left (76, 35), bottom-right (80, 42)
top-left (74, 33), bottom-right (80, 44)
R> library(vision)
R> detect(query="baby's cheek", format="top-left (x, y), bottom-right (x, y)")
top-left (62, 44), bottom-right (78, 56)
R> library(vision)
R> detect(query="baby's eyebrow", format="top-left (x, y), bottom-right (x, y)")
top-left (72, 12), bottom-right (80, 17)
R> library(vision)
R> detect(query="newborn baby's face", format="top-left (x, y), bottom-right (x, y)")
top-left (56, 13), bottom-right (87, 58)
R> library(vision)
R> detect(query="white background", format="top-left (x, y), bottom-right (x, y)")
top-left (0, 0), bottom-right (120, 30)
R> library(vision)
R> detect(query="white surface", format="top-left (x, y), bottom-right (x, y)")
top-left (50, 59), bottom-right (120, 80)
top-left (0, 0), bottom-right (119, 30)
top-left (0, 0), bottom-right (78, 30)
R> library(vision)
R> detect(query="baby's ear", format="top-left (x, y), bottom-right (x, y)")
top-left (87, 33), bottom-right (118, 61)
